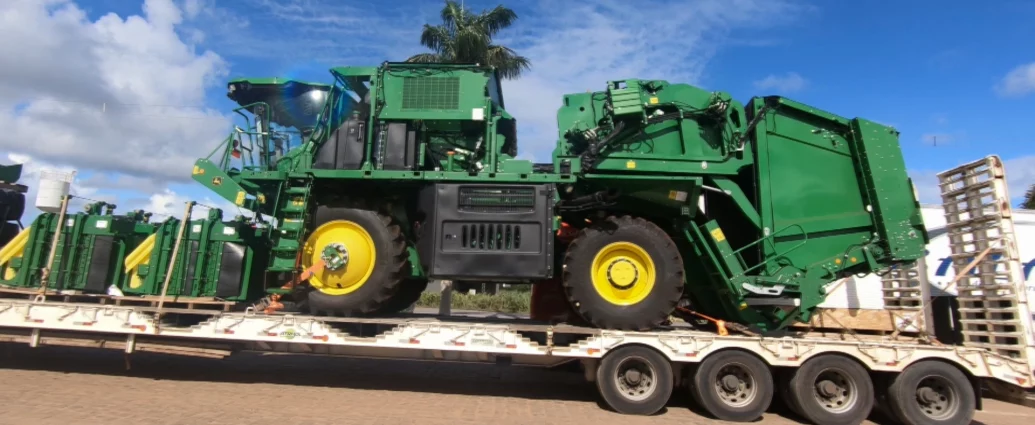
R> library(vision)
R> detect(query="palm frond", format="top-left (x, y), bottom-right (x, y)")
top-left (419, 24), bottom-right (451, 54)
top-left (476, 6), bottom-right (518, 36)
top-left (405, 53), bottom-right (445, 63)
top-left (486, 44), bottom-right (531, 79)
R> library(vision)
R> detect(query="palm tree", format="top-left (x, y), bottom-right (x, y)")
top-left (1022, 184), bottom-right (1035, 210)
top-left (406, 1), bottom-right (531, 79)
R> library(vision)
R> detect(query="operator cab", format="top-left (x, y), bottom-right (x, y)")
top-left (225, 78), bottom-right (333, 170)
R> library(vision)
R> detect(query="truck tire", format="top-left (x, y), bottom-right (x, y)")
top-left (885, 360), bottom-right (975, 425)
top-left (785, 354), bottom-right (874, 425)
top-left (302, 205), bottom-right (407, 316)
top-left (595, 344), bottom-right (673, 415)
top-left (690, 349), bottom-right (774, 422)
top-left (562, 215), bottom-right (684, 331)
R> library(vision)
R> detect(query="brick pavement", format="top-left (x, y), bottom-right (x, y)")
top-left (0, 344), bottom-right (1029, 425)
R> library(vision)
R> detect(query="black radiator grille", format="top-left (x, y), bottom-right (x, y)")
top-left (458, 187), bottom-right (536, 213)
top-left (460, 223), bottom-right (523, 251)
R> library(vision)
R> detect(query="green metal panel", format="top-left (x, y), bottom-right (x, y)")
top-left (120, 209), bottom-right (268, 300)
top-left (848, 118), bottom-right (929, 259)
top-left (0, 204), bottom-right (153, 292)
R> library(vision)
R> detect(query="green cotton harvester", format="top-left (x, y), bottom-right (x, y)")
top-left (0, 202), bottom-right (153, 293)
top-left (177, 62), bottom-right (929, 332)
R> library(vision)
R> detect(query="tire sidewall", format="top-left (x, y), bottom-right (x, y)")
top-left (887, 361), bottom-right (975, 425)
top-left (565, 219), bottom-right (683, 330)
top-left (306, 206), bottom-right (404, 315)
top-left (691, 350), bottom-right (774, 421)
top-left (595, 345), bottom-right (674, 415)
top-left (789, 355), bottom-right (874, 425)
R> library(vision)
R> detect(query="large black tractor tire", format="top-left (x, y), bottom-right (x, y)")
top-left (375, 277), bottom-right (429, 315)
top-left (562, 215), bottom-right (684, 331)
top-left (303, 205), bottom-right (408, 316)
top-left (0, 222), bottom-right (18, 247)
top-left (0, 190), bottom-right (25, 222)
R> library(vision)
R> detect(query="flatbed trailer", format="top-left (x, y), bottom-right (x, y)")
top-left (0, 155), bottom-right (1032, 425)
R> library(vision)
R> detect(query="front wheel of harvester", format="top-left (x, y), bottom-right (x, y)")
top-left (302, 205), bottom-right (408, 316)
top-left (885, 360), bottom-right (975, 425)
top-left (562, 216), bottom-right (684, 331)
top-left (785, 355), bottom-right (874, 425)
top-left (690, 349), bottom-right (775, 422)
top-left (595, 345), bottom-right (674, 415)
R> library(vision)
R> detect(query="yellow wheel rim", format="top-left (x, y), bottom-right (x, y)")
top-left (303, 220), bottom-right (377, 296)
top-left (590, 242), bottom-right (656, 306)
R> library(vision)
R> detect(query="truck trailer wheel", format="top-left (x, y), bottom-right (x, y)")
top-left (595, 344), bottom-right (674, 415)
top-left (785, 354), bottom-right (874, 425)
top-left (690, 349), bottom-right (774, 422)
top-left (884, 360), bottom-right (975, 425)
top-left (302, 206), bottom-right (408, 316)
top-left (562, 215), bottom-right (684, 331)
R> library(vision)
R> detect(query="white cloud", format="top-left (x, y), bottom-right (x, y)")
top-left (995, 62), bottom-right (1035, 97)
top-left (0, 0), bottom-right (231, 182)
top-left (752, 72), bottom-right (808, 93)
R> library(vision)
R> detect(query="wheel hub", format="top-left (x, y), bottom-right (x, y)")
top-left (624, 369), bottom-right (642, 385)
top-left (812, 369), bottom-right (857, 413)
top-left (713, 364), bottom-right (757, 408)
top-left (614, 357), bottom-right (657, 402)
top-left (721, 375), bottom-right (741, 392)
top-left (321, 243), bottom-right (349, 271)
top-left (607, 259), bottom-right (639, 289)
top-left (590, 242), bottom-right (657, 306)
top-left (915, 376), bottom-right (958, 419)
top-left (302, 219), bottom-right (377, 296)
top-left (817, 380), bottom-right (839, 398)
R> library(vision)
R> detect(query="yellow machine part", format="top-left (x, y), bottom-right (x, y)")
top-left (0, 227), bottom-right (30, 280)
top-left (123, 232), bottom-right (156, 289)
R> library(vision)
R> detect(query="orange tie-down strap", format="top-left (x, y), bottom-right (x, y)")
top-left (263, 259), bottom-right (326, 314)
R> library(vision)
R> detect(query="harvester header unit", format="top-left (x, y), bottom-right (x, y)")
top-left (183, 61), bottom-right (927, 333)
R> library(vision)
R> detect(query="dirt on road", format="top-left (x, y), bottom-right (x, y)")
top-left (0, 343), bottom-right (1028, 425)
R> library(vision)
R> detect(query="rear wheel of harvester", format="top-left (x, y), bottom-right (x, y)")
top-left (562, 215), bottom-right (684, 331)
top-left (302, 205), bottom-right (408, 316)
top-left (785, 354), bottom-right (874, 425)
top-left (375, 277), bottom-right (428, 315)
top-left (595, 344), bottom-right (674, 415)
top-left (884, 360), bottom-right (975, 425)
top-left (690, 350), bottom-right (774, 422)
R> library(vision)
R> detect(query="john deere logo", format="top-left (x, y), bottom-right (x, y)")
top-left (212, 177), bottom-right (223, 186)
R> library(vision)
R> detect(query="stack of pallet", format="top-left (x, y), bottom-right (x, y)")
top-left (936, 155), bottom-right (1035, 361)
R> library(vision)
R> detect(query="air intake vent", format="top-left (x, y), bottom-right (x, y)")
top-left (460, 223), bottom-right (523, 251)
top-left (402, 77), bottom-right (460, 110)
top-left (458, 187), bottom-right (536, 213)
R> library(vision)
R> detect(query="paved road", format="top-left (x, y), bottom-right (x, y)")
top-left (0, 343), bottom-right (1029, 425)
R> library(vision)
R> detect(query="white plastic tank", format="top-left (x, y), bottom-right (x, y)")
top-left (36, 169), bottom-right (76, 213)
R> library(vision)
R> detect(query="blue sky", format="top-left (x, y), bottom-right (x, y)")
top-left (0, 0), bottom-right (1032, 221)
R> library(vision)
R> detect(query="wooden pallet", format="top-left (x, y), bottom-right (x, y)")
top-left (936, 155), bottom-right (1035, 361)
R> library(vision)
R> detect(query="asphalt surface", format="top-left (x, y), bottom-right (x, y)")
top-left (0, 343), bottom-right (1029, 425)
